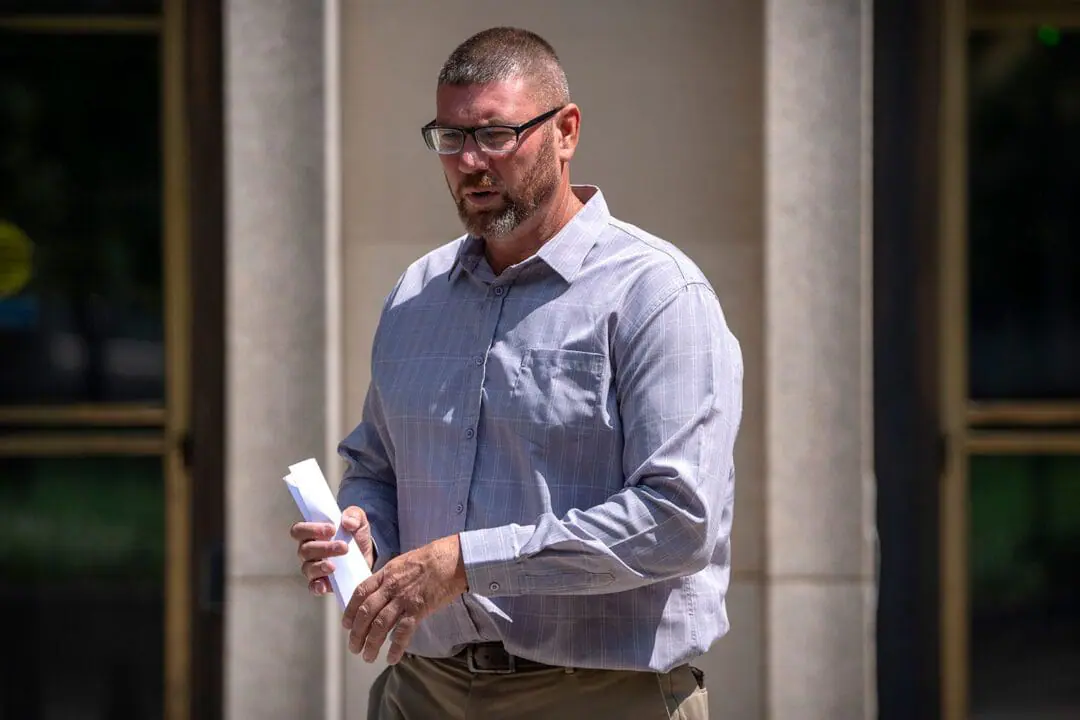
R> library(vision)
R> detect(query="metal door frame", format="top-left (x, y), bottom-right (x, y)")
top-left (939, 2), bottom-right (1080, 718)
top-left (0, 5), bottom-right (193, 718)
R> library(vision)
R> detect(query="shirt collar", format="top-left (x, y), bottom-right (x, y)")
top-left (447, 235), bottom-right (486, 283)
top-left (448, 185), bottom-right (609, 284)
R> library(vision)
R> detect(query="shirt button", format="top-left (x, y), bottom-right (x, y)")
top-left (474, 356), bottom-right (484, 366)
top-left (493, 286), bottom-right (505, 297)
top-left (455, 503), bottom-right (464, 514)
top-left (489, 582), bottom-right (500, 592)
top-left (465, 427), bottom-right (475, 439)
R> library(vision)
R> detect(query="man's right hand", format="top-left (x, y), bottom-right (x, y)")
top-left (290, 506), bottom-right (376, 597)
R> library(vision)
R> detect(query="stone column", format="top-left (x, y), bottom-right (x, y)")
top-left (765, 0), bottom-right (878, 718)
top-left (224, 2), bottom-right (329, 718)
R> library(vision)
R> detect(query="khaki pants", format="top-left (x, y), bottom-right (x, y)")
top-left (367, 652), bottom-right (709, 720)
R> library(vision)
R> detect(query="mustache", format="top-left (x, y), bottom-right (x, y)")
top-left (458, 174), bottom-right (501, 193)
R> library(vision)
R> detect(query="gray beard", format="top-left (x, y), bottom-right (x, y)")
top-left (460, 199), bottom-right (529, 239)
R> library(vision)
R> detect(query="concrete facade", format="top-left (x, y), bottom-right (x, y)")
top-left (765, 2), bottom-right (877, 717)
top-left (224, 1), bottom-right (330, 718)
top-left (223, 1), bottom-right (876, 717)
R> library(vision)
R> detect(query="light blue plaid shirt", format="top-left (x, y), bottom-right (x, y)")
top-left (338, 185), bottom-right (743, 672)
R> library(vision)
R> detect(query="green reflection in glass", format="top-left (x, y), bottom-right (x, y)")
top-left (0, 456), bottom-right (164, 583)
top-left (1038, 25), bottom-right (1062, 47)
top-left (0, 455), bottom-right (165, 718)
top-left (970, 455), bottom-right (1080, 610)
top-left (969, 454), bottom-right (1080, 714)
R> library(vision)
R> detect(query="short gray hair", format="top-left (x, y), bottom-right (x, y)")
top-left (437, 27), bottom-right (571, 109)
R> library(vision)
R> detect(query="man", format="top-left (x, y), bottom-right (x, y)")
top-left (290, 26), bottom-right (742, 720)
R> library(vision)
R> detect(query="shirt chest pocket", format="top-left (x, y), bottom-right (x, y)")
top-left (509, 348), bottom-right (606, 444)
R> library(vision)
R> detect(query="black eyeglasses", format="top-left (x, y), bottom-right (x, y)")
top-left (421, 106), bottom-right (564, 155)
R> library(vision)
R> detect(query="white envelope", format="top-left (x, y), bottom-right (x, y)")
top-left (284, 458), bottom-right (372, 610)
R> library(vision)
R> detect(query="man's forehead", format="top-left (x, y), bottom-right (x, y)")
top-left (435, 79), bottom-right (539, 125)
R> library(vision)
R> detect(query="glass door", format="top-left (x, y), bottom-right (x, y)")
top-left (941, 1), bottom-right (1080, 718)
top-left (0, 2), bottom-right (191, 718)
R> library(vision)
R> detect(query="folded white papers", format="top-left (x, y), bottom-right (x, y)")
top-left (284, 458), bottom-right (372, 610)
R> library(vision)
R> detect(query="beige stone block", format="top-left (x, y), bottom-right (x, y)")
top-left (764, 0), bottom-right (875, 579)
top-left (695, 580), bottom-right (764, 719)
top-left (226, 0), bottom-right (330, 578)
top-left (764, 421), bottom-right (875, 578)
top-left (225, 577), bottom-right (327, 720)
top-left (767, 580), bottom-right (877, 720)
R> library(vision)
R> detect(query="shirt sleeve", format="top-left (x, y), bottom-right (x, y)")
top-left (337, 386), bottom-right (399, 572)
top-left (336, 282), bottom-right (402, 573)
top-left (459, 281), bottom-right (743, 597)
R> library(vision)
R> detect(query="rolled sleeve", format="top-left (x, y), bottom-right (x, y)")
top-left (458, 524), bottom-right (531, 596)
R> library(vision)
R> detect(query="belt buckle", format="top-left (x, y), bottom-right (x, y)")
top-left (466, 645), bottom-right (516, 675)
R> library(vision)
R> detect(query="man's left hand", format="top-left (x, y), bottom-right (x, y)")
top-left (342, 534), bottom-right (469, 664)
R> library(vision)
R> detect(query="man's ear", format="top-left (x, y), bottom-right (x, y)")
top-left (555, 104), bottom-right (581, 161)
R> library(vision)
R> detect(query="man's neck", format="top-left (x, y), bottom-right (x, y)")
top-left (485, 183), bottom-right (585, 274)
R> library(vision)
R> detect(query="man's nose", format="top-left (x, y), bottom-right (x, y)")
top-left (456, 135), bottom-right (488, 172)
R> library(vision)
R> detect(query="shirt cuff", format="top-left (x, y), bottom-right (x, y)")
top-left (367, 524), bottom-right (397, 573)
top-left (459, 524), bottom-right (533, 597)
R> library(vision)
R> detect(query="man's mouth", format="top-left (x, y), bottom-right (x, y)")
top-left (463, 189), bottom-right (501, 206)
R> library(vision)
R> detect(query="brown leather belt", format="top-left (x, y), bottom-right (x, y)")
top-left (452, 642), bottom-right (558, 675)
